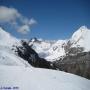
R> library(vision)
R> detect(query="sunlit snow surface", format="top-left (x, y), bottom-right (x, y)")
top-left (71, 26), bottom-right (90, 51)
top-left (0, 27), bottom-right (90, 90)
top-left (31, 26), bottom-right (90, 61)
top-left (0, 66), bottom-right (90, 90)
top-left (0, 26), bottom-right (90, 61)
top-left (0, 27), bottom-right (19, 47)
top-left (0, 27), bottom-right (30, 66)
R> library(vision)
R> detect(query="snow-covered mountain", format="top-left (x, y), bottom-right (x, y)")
top-left (0, 26), bottom-right (90, 65)
top-left (0, 27), bottom-right (20, 47)
top-left (29, 26), bottom-right (90, 61)
top-left (70, 26), bottom-right (90, 51)
top-left (0, 27), bottom-right (30, 66)
top-left (0, 27), bottom-right (52, 69)
top-left (29, 38), bottom-right (67, 61)
top-left (0, 26), bottom-right (90, 90)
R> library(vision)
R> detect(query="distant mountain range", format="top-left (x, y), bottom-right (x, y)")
top-left (0, 26), bottom-right (90, 79)
top-left (29, 26), bottom-right (90, 61)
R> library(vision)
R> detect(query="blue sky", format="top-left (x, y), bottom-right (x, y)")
top-left (0, 0), bottom-right (90, 40)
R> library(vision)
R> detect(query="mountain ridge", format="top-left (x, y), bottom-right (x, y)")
top-left (0, 26), bottom-right (90, 61)
top-left (0, 26), bottom-right (90, 79)
top-left (29, 26), bottom-right (90, 61)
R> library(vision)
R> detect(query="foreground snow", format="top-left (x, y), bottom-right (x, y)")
top-left (0, 66), bottom-right (90, 90)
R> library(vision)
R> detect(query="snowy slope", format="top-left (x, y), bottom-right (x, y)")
top-left (30, 26), bottom-right (90, 61)
top-left (45, 40), bottom-right (66, 60)
top-left (71, 26), bottom-right (90, 51)
top-left (30, 39), bottom-right (66, 61)
top-left (0, 27), bottom-right (30, 66)
top-left (0, 27), bottom-right (90, 90)
top-left (0, 46), bottom-right (30, 66)
top-left (1, 26), bottom-right (90, 62)
top-left (31, 39), bottom-right (52, 58)
top-left (0, 66), bottom-right (90, 90)
top-left (0, 27), bottom-right (20, 47)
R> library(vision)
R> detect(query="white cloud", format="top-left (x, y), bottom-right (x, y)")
top-left (17, 25), bottom-right (30, 34)
top-left (0, 6), bottom-right (21, 22)
top-left (0, 6), bottom-right (37, 34)
top-left (29, 18), bottom-right (37, 25)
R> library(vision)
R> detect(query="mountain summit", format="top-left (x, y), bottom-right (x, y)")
top-left (0, 27), bottom-right (30, 66)
top-left (70, 26), bottom-right (90, 51)
top-left (0, 27), bottom-right (19, 46)
top-left (0, 26), bottom-right (90, 80)
top-left (29, 26), bottom-right (90, 61)
top-left (0, 26), bottom-right (90, 61)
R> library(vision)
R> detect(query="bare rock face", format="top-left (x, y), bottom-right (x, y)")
top-left (15, 40), bottom-right (54, 69)
top-left (53, 52), bottom-right (90, 79)
top-left (15, 40), bottom-right (90, 79)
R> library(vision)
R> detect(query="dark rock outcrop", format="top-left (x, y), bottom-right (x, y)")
top-left (15, 40), bottom-right (54, 69)
top-left (14, 40), bottom-right (90, 79)
top-left (53, 52), bottom-right (90, 79)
